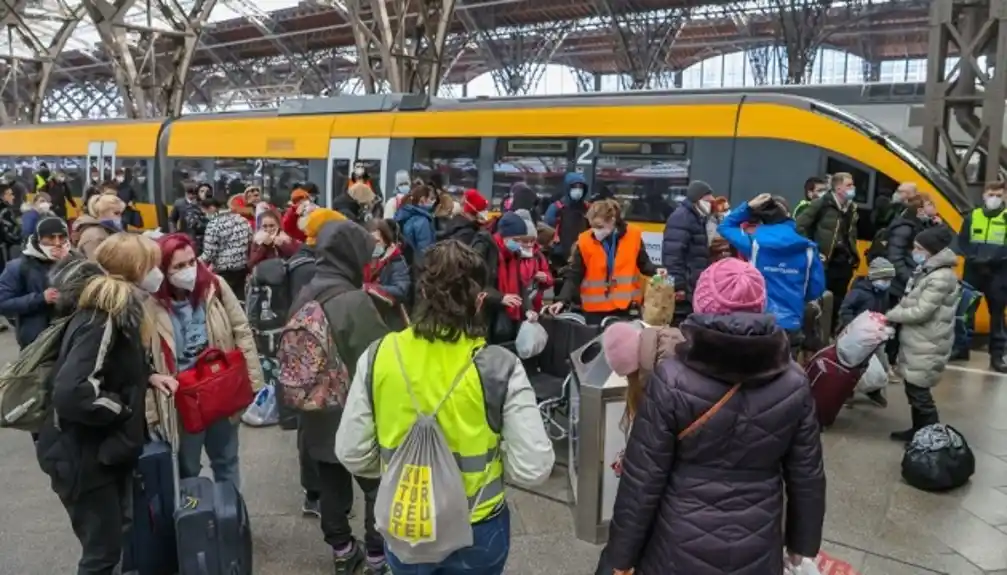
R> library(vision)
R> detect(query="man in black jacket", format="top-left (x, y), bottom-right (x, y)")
top-left (661, 180), bottom-right (714, 318)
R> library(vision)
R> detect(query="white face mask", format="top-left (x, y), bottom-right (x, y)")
top-left (37, 201), bottom-right (51, 212)
top-left (169, 266), bottom-right (198, 292)
top-left (297, 215), bottom-right (309, 231)
top-left (697, 199), bottom-right (711, 215)
top-left (985, 195), bottom-right (1003, 210)
top-left (451, 202), bottom-right (463, 216)
top-left (477, 210), bottom-right (489, 222)
top-left (40, 242), bottom-right (68, 261)
top-left (569, 188), bottom-right (584, 201)
top-left (115, 176), bottom-right (124, 183)
top-left (519, 248), bottom-right (534, 259)
top-left (354, 167), bottom-right (365, 177)
top-left (139, 267), bottom-right (164, 293)
top-left (593, 227), bottom-right (612, 241)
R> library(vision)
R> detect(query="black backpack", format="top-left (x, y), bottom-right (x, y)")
top-left (246, 255), bottom-right (313, 354)
top-left (865, 226), bottom-right (889, 263)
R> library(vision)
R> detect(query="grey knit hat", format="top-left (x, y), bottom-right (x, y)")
top-left (867, 257), bottom-right (896, 280)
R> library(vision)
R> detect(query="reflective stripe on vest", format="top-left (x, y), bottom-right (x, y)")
top-left (969, 207), bottom-right (1007, 245)
top-left (576, 224), bottom-right (644, 312)
top-left (370, 330), bottom-right (505, 523)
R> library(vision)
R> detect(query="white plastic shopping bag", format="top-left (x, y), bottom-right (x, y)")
top-left (241, 383), bottom-right (279, 427)
top-left (784, 557), bottom-right (823, 575)
top-left (515, 312), bottom-right (548, 359)
top-left (856, 355), bottom-right (888, 394)
top-left (836, 311), bottom-right (891, 367)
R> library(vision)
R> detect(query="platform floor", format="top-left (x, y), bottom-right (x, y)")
top-left (3, 329), bottom-right (1007, 574)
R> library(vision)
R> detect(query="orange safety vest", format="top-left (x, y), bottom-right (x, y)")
top-left (576, 225), bottom-right (644, 313)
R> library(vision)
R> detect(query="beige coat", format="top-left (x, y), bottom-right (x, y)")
top-left (74, 216), bottom-right (112, 258)
top-left (144, 275), bottom-right (265, 425)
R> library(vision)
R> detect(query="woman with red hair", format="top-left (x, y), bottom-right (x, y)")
top-left (143, 232), bottom-right (264, 490)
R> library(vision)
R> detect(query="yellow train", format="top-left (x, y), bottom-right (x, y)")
top-left (0, 90), bottom-right (984, 330)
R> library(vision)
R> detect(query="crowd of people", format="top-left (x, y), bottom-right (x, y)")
top-left (0, 163), bottom-right (993, 575)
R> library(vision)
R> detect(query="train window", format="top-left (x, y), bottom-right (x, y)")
top-left (492, 138), bottom-right (574, 211)
top-left (264, 159), bottom-right (308, 208)
top-left (352, 159), bottom-right (383, 201)
top-left (214, 158), bottom-right (263, 199)
top-left (119, 158), bottom-right (150, 203)
top-left (594, 155), bottom-right (687, 223)
top-left (171, 159), bottom-right (207, 201)
top-left (412, 139), bottom-right (480, 195)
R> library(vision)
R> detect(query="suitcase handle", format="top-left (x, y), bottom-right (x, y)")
top-left (153, 391), bottom-right (183, 510)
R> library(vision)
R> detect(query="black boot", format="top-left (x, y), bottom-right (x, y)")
top-left (890, 408), bottom-right (921, 443)
top-left (990, 347), bottom-right (1007, 373)
top-left (950, 348), bottom-right (970, 362)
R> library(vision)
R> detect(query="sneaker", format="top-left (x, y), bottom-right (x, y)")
top-left (890, 428), bottom-right (915, 443)
top-left (333, 542), bottom-right (364, 575)
top-left (302, 496), bottom-right (321, 518)
top-left (363, 557), bottom-right (391, 575)
top-left (866, 390), bottom-right (888, 408)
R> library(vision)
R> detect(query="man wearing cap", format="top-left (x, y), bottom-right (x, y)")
top-left (0, 216), bottom-right (71, 348)
top-left (662, 180), bottom-right (716, 319)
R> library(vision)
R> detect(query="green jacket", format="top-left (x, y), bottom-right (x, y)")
top-left (795, 192), bottom-right (859, 266)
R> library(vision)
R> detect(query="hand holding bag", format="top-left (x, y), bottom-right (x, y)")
top-left (174, 348), bottom-right (254, 434)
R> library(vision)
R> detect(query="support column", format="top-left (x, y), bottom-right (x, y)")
top-left (592, 1), bottom-right (690, 90)
top-left (0, 0), bottom-right (83, 124)
top-left (81, 0), bottom-right (217, 118)
top-left (921, 0), bottom-right (1007, 199)
top-left (341, 0), bottom-right (457, 95)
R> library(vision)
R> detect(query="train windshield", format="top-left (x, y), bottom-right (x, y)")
top-left (810, 101), bottom-right (972, 212)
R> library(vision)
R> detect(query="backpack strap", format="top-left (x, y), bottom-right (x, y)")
top-left (286, 255), bottom-right (313, 272)
top-left (391, 335), bottom-right (475, 417)
top-left (803, 246), bottom-right (814, 298)
top-left (677, 382), bottom-right (741, 440)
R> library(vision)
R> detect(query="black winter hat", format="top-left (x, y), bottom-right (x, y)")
top-left (915, 225), bottom-right (954, 255)
top-left (686, 180), bottom-right (714, 203)
top-left (36, 216), bottom-right (68, 239)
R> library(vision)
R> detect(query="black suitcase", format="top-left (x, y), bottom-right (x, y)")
top-left (122, 439), bottom-right (177, 575)
top-left (175, 476), bottom-right (253, 575)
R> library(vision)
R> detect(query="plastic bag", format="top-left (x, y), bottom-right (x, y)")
top-left (901, 423), bottom-right (975, 491)
top-left (241, 383), bottom-right (279, 427)
top-left (642, 271), bottom-right (676, 326)
top-left (855, 355), bottom-right (887, 394)
top-left (784, 557), bottom-right (823, 575)
top-left (835, 311), bottom-right (891, 367)
top-left (515, 314), bottom-right (548, 359)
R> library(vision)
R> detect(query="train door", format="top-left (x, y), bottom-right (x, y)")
top-left (356, 138), bottom-right (389, 202)
top-left (326, 138), bottom-right (357, 208)
top-left (86, 141), bottom-right (116, 185)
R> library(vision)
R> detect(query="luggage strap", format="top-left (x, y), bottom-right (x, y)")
top-left (677, 383), bottom-right (741, 440)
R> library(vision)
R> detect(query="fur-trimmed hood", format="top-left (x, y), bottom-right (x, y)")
top-left (675, 312), bottom-right (792, 385)
top-left (48, 255), bottom-right (147, 335)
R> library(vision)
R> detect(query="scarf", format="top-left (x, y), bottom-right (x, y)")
top-left (493, 234), bottom-right (523, 321)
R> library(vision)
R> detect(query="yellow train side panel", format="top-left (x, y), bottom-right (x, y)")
top-left (0, 122), bottom-right (161, 157)
top-left (167, 116), bottom-right (334, 158)
top-left (389, 105), bottom-right (738, 138)
top-left (329, 113), bottom-right (397, 138)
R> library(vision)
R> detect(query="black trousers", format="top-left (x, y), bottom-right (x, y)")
top-left (785, 329), bottom-right (805, 359)
top-left (298, 424), bottom-right (321, 499)
top-left (969, 270), bottom-right (1007, 362)
top-left (905, 381), bottom-right (939, 427)
top-left (825, 264), bottom-right (854, 334)
top-left (217, 268), bottom-right (247, 301)
top-left (317, 459), bottom-right (383, 555)
top-left (59, 475), bottom-right (132, 575)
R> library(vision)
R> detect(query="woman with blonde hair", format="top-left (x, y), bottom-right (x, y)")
top-left (74, 193), bottom-right (127, 258)
top-left (35, 232), bottom-right (176, 575)
top-left (146, 232), bottom-right (263, 489)
top-left (546, 198), bottom-right (657, 324)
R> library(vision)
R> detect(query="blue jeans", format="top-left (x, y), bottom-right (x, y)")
top-left (385, 508), bottom-right (510, 575)
top-left (178, 418), bottom-right (241, 490)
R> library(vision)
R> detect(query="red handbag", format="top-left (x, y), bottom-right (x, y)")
top-left (172, 347), bottom-right (254, 434)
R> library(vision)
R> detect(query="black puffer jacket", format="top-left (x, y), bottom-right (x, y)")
top-left (607, 313), bottom-right (825, 575)
top-left (885, 211), bottom-right (925, 297)
top-left (661, 201), bottom-right (709, 296)
top-left (35, 257), bottom-right (151, 502)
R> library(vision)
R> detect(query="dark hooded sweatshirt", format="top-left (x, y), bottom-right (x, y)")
top-left (544, 173), bottom-right (589, 260)
top-left (607, 313), bottom-right (825, 575)
top-left (292, 221), bottom-right (390, 463)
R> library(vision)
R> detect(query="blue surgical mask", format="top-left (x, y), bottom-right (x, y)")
top-left (504, 239), bottom-right (521, 253)
top-left (872, 280), bottom-right (890, 291)
top-left (570, 188), bottom-right (584, 201)
top-left (101, 218), bottom-right (122, 231)
top-left (912, 252), bottom-right (927, 265)
top-left (845, 188), bottom-right (857, 200)
top-left (397, 184), bottom-right (410, 195)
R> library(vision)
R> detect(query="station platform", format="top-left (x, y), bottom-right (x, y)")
top-left (2, 330), bottom-right (1007, 575)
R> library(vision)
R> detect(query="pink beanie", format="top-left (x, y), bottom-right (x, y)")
top-left (602, 322), bottom-right (643, 376)
top-left (692, 258), bottom-right (767, 314)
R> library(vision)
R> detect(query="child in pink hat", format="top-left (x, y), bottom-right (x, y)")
top-left (692, 257), bottom-right (767, 314)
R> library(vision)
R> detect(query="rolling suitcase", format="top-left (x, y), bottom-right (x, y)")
top-left (804, 344), bottom-right (871, 427)
top-left (122, 439), bottom-right (178, 575)
top-left (175, 476), bottom-right (253, 575)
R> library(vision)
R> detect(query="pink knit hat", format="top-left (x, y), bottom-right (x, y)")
top-left (692, 258), bottom-right (767, 314)
top-left (602, 322), bottom-right (643, 376)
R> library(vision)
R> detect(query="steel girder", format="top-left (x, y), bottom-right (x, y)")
top-left (0, 0), bottom-right (84, 124)
top-left (80, 0), bottom-right (217, 118)
top-left (592, 1), bottom-right (691, 89)
top-left (41, 77), bottom-right (122, 120)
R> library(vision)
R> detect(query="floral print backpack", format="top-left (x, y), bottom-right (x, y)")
top-left (276, 290), bottom-right (351, 411)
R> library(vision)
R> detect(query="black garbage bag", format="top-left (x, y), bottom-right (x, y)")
top-left (901, 424), bottom-right (975, 491)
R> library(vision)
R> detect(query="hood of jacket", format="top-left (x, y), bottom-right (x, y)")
top-left (889, 211), bottom-right (924, 233)
top-left (394, 203), bottom-right (433, 225)
top-left (751, 220), bottom-right (816, 255)
top-left (563, 172), bottom-right (588, 201)
top-left (638, 326), bottom-right (685, 376)
top-left (437, 214), bottom-right (479, 244)
top-left (22, 236), bottom-right (54, 262)
top-left (675, 313), bottom-right (791, 385)
top-left (48, 255), bottom-right (145, 333)
top-left (72, 214), bottom-right (120, 234)
top-left (332, 192), bottom-right (363, 221)
top-left (924, 246), bottom-right (958, 270)
top-left (509, 182), bottom-right (539, 217)
top-left (314, 220), bottom-right (375, 289)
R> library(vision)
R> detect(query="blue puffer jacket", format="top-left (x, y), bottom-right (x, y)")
top-left (661, 201), bottom-right (709, 295)
top-left (394, 204), bottom-right (436, 262)
top-left (718, 203), bottom-right (826, 331)
top-left (0, 239), bottom-right (56, 346)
